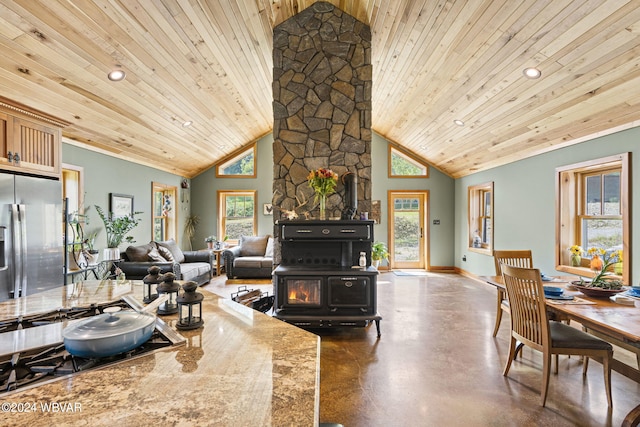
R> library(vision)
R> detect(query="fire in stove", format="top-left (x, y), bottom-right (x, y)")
top-left (286, 279), bottom-right (321, 306)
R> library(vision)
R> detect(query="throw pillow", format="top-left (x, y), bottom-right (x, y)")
top-left (156, 239), bottom-right (185, 263)
top-left (125, 243), bottom-right (155, 262)
top-left (147, 247), bottom-right (167, 262)
top-left (264, 237), bottom-right (274, 257)
top-left (156, 246), bottom-right (174, 262)
top-left (240, 235), bottom-right (270, 257)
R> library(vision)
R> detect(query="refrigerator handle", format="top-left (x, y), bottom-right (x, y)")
top-left (11, 204), bottom-right (25, 298)
top-left (0, 225), bottom-right (7, 272)
top-left (18, 204), bottom-right (27, 298)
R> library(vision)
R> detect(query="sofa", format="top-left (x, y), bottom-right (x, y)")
top-left (223, 235), bottom-right (274, 279)
top-left (118, 239), bottom-right (214, 286)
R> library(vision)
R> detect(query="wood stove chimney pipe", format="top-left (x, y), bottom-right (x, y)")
top-left (341, 172), bottom-right (357, 220)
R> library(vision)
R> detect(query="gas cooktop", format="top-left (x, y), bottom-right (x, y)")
top-left (0, 296), bottom-right (185, 395)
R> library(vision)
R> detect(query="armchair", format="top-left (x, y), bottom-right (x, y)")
top-left (223, 235), bottom-right (273, 279)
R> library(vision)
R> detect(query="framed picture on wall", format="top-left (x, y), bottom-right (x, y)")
top-left (263, 203), bottom-right (273, 215)
top-left (110, 193), bottom-right (134, 218)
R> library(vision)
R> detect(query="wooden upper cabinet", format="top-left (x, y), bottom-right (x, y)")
top-left (0, 97), bottom-right (69, 178)
top-left (0, 111), bottom-right (11, 170)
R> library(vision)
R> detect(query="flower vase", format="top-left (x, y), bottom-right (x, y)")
top-left (318, 194), bottom-right (326, 220)
top-left (570, 254), bottom-right (581, 267)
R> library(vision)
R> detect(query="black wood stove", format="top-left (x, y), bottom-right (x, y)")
top-left (273, 220), bottom-right (381, 336)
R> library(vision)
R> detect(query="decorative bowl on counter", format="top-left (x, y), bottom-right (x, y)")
top-left (573, 284), bottom-right (626, 298)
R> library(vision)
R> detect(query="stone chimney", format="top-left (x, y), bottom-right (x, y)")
top-left (272, 1), bottom-right (372, 220)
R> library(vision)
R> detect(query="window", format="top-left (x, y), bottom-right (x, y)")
top-left (218, 190), bottom-right (256, 242)
top-left (152, 183), bottom-right (177, 242)
top-left (388, 146), bottom-right (428, 177)
top-left (468, 182), bottom-right (493, 255)
top-left (581, 170), bottom-right (621, 249)
top-left (215, 145), bottom-right (256, 177)
top-left (556, 153), bottom-right (629, 282)
top-left (62, 164), bottom-right (83, 216)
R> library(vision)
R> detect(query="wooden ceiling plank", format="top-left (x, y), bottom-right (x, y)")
top-left (391, 1), bottom-right (604, 147)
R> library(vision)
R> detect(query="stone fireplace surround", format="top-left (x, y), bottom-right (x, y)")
top-left (272, 1), bottom-right (372, 221)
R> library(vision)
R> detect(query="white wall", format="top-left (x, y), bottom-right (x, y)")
top-left (455, 126), bottom-right (640, 285)
top-left (190, 131), bottom-right (457, 268)
top-left (370, 132), bottom-right (455, 268)
top-left (62, 142), bottom-right (187, 250)
top-left (190, 133), bottom-right (275, 246)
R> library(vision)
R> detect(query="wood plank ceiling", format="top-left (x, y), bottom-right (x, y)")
top-left (1, 0), bottom-right (639, 178)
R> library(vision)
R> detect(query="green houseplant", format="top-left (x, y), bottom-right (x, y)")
top-left (95, 205), bottom-right (143, 259)
top-left (205, 235), bottom-right (217, 249)
top-left (371, 241), bottom-right (389, 269)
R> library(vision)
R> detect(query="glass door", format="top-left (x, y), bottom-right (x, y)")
top-left (389, 191), bottom-right (427, 269)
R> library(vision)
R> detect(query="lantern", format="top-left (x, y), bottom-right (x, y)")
top-left (156, 272), bottom-right (179, 315)
top-left (142, 265), bottom-right (162, 304)
top-left (176, 281), bottom-right (204, 330)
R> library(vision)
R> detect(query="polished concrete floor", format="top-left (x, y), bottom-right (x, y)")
top-left (205, 271), bottom-right (640, 426)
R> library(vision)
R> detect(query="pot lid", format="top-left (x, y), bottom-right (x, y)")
top-left (62, 310), bottom-right (156, 340)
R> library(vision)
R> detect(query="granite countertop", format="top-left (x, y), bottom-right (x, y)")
top-left (0, 280), bottom-right (320, 426)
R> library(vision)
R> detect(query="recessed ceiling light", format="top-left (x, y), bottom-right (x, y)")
top-left (182, 121), bottom-right (193, 127)
top-left (523, 67), bottom-right (541, 79)
top-left (107, 69), bottom-right (126, 81)
top-left (453, 119), bottom-right (465, 126)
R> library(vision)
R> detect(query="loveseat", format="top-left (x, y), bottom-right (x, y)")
top-left (118, 239), bottom-right (214, 286)
top-left (223, 235), bottom-right (274, 279)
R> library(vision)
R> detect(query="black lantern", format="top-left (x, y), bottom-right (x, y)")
top-left (156, 272), bottom-right (179, 315)
top-left (142, 265), bottom-right (162, 303)
top-left (176, 281), bottom-right (204, 330)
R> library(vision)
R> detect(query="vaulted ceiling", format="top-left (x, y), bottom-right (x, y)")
top-left (1, 0), bottom-right (639, 178)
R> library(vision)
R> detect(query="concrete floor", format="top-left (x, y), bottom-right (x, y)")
top-left (205, 271), bottom-right (640, 426)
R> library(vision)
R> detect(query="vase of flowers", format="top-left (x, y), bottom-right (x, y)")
top-left (307, 168), bottom-right (338, 220)
top-left (568, 245), bottom-right (583, 267)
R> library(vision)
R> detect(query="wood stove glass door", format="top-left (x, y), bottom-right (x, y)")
top-left (285, 278), bottom-right (322, 307)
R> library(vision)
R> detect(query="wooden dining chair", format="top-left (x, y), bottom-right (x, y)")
top-left (492, 250), bottom-right (533, 336)
top-left (622, 403), bottom-right (640, 427)
top-left (501, 264), bottom-right (613, 407)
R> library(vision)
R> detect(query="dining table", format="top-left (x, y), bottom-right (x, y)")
top-left (481, 275), bottom-right (640, 383)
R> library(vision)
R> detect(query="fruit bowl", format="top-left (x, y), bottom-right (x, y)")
top-left (574, 285), bottom-right (626, 298)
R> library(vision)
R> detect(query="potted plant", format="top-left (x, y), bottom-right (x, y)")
top-left (95, 205), bottom-right (143, 260)
top-left (66, 209), bottom-right (90, 270)
top-left (83, 229), bottom-right (101, 265)
top-left (204, 235), bottom-right (216, 250)
top-left (579, 247), bottom-right (624, 289)
top-left (371, 241), bottom-right (389, 269)
top-left (573, 247), bottom-right (625, 297)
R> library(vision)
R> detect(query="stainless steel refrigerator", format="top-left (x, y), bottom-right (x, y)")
top-left (0, 172), bottom-right (63, 301)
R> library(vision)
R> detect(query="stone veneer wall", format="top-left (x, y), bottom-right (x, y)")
top-left (272, 1), bottom-right (372, 220)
